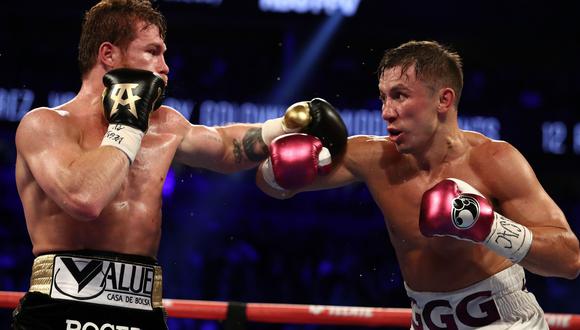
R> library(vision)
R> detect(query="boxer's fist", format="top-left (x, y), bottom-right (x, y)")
top-left (262, 99), bottom-right (348, 157)
top-left (261, 133), bottom-right (331, 190)
top-left (102, 68), bottom-right (166, 132)
top-left (286, 98), bottom-right (348, 157)
top-left (419, 178), bottom-right (534, 263)
top-left (419, 178), bottom-right (494, 242)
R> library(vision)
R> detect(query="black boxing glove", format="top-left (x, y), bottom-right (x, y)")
top-left (100, 68), bottom-right (166, 163)
top-left (102, 68), bottom-right (165, 131)
top-left (261, 98), bottom-right (348, 157)
top-left (301, 98), bottom-right (348, 157)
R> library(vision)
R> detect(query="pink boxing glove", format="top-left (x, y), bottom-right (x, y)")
top-left (419, 178), bottom-right (494, 242)
top-left (261, 133), bottom-right (331, 190)
top-left (419, 178), bottom-right (533, 263)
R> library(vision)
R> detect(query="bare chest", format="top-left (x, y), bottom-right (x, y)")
top-left (362, 161), bottom-right (486, 247)
top-left (82, 128), bottom-right (182, 199)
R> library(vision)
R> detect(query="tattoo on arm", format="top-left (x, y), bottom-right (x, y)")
top-left (233, 139), bottom-right (243, 164)
top-left (242, 128), bottom-right (269, 162)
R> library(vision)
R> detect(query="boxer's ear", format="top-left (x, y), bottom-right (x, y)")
top-left (98, 42), bottom-right (121, 70)
top-left (437, 87), bottom-right (455, 114)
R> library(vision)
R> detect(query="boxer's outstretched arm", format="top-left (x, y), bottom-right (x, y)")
top-left (175, 122), bottom-right (269, 173)
top-left (176, 99), bottom-right (340, 173)
top-left (256, 136), bottom-right (364, 199)
top-left (16, 109), bottom-right (130, 221)
top-left (489, 143), bottom-right (580, 279)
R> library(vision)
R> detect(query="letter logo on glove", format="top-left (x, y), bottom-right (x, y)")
top-left (109, 83), bottom-right (142, 118)
top-left (451, 196), bottom-right (480, 229)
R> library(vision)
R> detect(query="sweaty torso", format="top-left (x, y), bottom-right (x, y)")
top-left (16, 105), bottom-right (186, 258)
top-left (347, 133), bottom-right (512, 292)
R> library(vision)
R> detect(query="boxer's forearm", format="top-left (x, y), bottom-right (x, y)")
top-left (175, 124), bottom-right (265, 173)
top-left (518, 227), bottom-right (580, 279)
top-left (222, 125), bottom-right (269, 171)
top-left (49, 147), bottom-right (130, 221)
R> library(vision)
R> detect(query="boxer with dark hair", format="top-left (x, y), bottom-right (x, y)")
top-left (258, 40), bottom-right (580, 329)
top-left (12, 1), bottom-right (346, 329)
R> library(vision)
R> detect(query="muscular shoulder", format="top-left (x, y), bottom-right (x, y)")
top-left (20, 107), bottom-right (71, 124)
top-left (344, 135), bottom-right (397, 173)
top-left (347, 134), bottom-right (382, 156)
top-left (466, 131), bottom-right (520, 168)
top-left (466, 131), bottom-right (534, 197)
top-left (150, 105), bottom-right (191, 134)
top-left (16, 108), bottom-right (74, 147)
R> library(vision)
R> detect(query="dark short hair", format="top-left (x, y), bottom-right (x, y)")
top-left (78, 0), bottom-right (167, 78)
top-left (377, 40), bottom-right (463, 105)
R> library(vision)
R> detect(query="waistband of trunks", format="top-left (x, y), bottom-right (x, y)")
top-left (405, 264), bottom-right (525, 305)
top-left (29, 251), bottom-right (163, 309)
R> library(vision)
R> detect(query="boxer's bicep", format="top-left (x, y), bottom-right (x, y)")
top-left (486, 142), bottom-right (565, 229)
top-left (302, 135), bottom-right (370, 192)
top-left (500, 173), bottom-right (566, 231)
top-left (305, 159), bottom-right (359, 191)
top-left (16, 110), bottom-right (84, 195)
top-left (487, 143), bottom-right (580, 278)
top-left (175, 124), bottom-right (225, 168)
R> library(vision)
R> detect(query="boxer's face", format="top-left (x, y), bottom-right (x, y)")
top-left (119, 21), bottom-right (169, 83)
top-left (379, 64), bottom-right (439, 154)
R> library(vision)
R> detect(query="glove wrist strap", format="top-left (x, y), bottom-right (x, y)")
top-left (100, 124), bottom-right (144, 163)
top-left (262, 118), bottom-right (301, 145)
top-left (484, 212), bottom-right (533, 263)
top-left (261, 158), bottom-right (286, 191)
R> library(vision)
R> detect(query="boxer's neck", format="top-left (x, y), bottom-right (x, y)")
top-left (412, 126), bottom-right (467, 172)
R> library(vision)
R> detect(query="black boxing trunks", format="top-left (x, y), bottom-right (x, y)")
top-left (12, 250), bottom-right (168, 330)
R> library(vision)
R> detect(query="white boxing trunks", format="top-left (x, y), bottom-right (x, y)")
top-left (405, 264), bottom-right (548, 329)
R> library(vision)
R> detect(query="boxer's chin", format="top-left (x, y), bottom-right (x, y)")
top-left (395, 144), bottom-right (411, 154)
top-left (388, 134), bottom-right (411, 154)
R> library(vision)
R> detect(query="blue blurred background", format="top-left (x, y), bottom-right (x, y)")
top-left (0, 0), bottom-right (579, 329)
